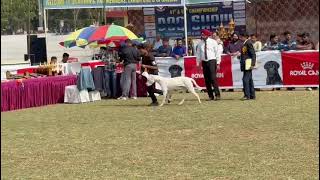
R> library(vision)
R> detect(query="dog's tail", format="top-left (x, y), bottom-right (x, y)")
top-left (191, 78), bottom-right (203, 91)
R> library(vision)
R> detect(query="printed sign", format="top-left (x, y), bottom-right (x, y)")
top-left (154, 51), bottom-right (319, 88)
top-left (187, 3), bottom-right (234, 37)
top-left (144, 16), bottom-right (156, 23)
top-left (281, 51), bottom-right (319, 85)
top-left (44, 0), bottom-right (182, 9)
top-left (153, 1), bottom-right (246, 38)
top-left (155, 7), bottom-right (185, 38)
top-left (144, 23), bottom-right (156, 30)
top-left (143, 8), bottom-right (155, 15)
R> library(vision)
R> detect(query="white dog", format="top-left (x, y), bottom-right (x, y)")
top-left (142, 72), bottom-right (202, 106)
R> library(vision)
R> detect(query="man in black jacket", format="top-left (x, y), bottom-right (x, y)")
top-left (118, 39), bottom-right (141, 100)
top-left (139, 44), bottom-right (163, 106)
top-left (239, 32), bottom-right (256, 100)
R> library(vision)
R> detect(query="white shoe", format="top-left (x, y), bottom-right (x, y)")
top-left (131, 97), bottom-right (137, 100)
top-left (117, 96), bottom-right (127, 100)
top-left (306, 87), bottom-right (312, 91)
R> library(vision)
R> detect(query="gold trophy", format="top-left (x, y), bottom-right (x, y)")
top-left (217, 19), bottom-right (236, 41)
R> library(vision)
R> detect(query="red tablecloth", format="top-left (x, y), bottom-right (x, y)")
top-left (16, 61), bottom-right (141, 75)
top-left (1, 73), bottom-right (147, 112)
top-left (17, 61), bottom-right (107, 75)
top-left (1, 75), bottom-right (77, 112)
top-left (81, 61), bottom-right (105, 69)
top-left (16, 67), bottom-right (38, 74)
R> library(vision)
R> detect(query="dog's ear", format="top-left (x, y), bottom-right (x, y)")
top-left (264, 62), bottom-right (270, 70)
top-left (270, 61), bottom-right (280, 69)
top-left (169, 65), bottom-right (179, 72)
top-left (264, 61), bottom-right (280, 70)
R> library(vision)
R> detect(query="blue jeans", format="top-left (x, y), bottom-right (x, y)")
top-left (104, 70), bottom-right (117, 98)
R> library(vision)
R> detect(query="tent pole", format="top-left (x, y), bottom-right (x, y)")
top-left (183, 0), bottom-right (188, 56)
top-left (43, 8), bottom-right (48, 63)
top-left (103, 0), bottom-right (107, 24)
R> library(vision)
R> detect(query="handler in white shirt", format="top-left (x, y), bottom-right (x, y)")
top-left (196, 29), bottom-right (221, 101)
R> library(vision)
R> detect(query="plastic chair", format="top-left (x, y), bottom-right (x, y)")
top-left (64, 85), bottom-right (90, 103)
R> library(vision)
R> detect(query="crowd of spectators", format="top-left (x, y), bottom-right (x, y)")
top-left (257, 31), bottom-right (316, 52)
top-left (147, 31), bottom-right (318, 60)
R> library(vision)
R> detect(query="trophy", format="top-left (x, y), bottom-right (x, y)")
top-left (217, 19), bottom-right (236, 41)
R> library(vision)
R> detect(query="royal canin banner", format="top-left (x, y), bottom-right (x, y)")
top-left (155, 50), bottom-right (319, 88)
top-left (281, 51), bottom-right (319, 86)
top-left (184, 56), bottom-right (233, 87)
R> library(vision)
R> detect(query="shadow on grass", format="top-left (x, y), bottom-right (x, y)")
top-left (98, 102), bottom-right (237, 108)
top-left (98, 103), bottom-right (194, 107)
top-left (217, 98), bottom-right (239, 101)
top-left (98, 104), bottom-right (151, 107)
top-left (183, 98), bottom-right (238, 101)
top-left (96, 98), bottom-right (240, 107)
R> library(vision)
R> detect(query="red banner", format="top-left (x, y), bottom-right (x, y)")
top-left (184, 56), bottom-right (233, 87)
top-left (282, 52), bottom-right (319, 85)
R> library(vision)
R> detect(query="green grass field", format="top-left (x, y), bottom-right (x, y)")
top-left (1, 91), bottom-right (319, 179)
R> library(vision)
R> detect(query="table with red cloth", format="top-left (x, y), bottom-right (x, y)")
top-left (15, 61), bottom-right (142, 76)
top-left (1, 73), bottom-right (147, 112)
top-left (1, 75), bottom-right (77, 112)
top-left (15, 61), bottom-right (106, 75)
top-left (80, 61), bottom-right (105, 69)
top-left (16, 67), bottom-right (38, 74)
top-left (5, 60), bottom-right (147, 112)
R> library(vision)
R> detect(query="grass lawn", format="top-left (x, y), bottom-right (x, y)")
top-left (1, 91), bottom-right (319, 179)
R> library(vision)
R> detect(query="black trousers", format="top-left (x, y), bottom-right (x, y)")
top-left (242, 70), bottom-right (255, 98)
top-left (147, 83), bottom-right (162, 103)
top-left (202, 59), bottom-right (220, 99)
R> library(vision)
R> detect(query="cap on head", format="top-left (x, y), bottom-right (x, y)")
top-left (201, 29), bottom-right (212, 37)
